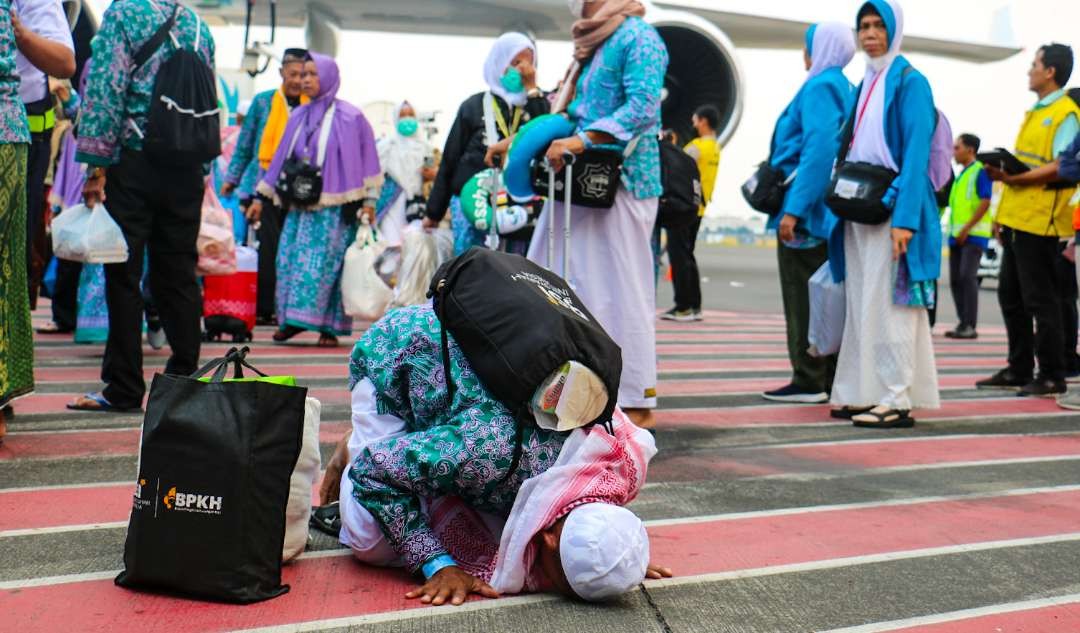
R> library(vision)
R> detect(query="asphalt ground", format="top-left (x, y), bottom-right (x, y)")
top-left (4, 245), bottom-right (1080, 633)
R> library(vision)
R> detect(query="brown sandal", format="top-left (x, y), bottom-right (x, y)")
top-left (273, 325), bottom-right (304, 343)
top-left (316, 334), bottom-right (339, 348)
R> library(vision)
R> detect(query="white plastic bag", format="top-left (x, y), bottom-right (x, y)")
top-left (391, 226), bottom-right (454, 309)
top-left (342, 222), bottom-right (393, 320)
top-left (197, 185), bottom-right (237, 276)
top-left (51, 203), bottom-right (129, 264)
top-left (283, 397), bottom-right (321, 562)
top-left (807, 263), bottom-right (846, 357)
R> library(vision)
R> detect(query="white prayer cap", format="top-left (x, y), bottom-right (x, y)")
top-left (559, 503), bottom-right (649, 601)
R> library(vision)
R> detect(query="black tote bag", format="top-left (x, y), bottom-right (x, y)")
top-left (115, 348), bottom-right (307, 604)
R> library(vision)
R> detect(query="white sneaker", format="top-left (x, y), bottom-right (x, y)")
top-left (660, 308), bottom-right (696, 322)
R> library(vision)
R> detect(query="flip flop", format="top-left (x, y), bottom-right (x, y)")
top-left (316, 334), bottom-right (339, 348)
top-left (851, 406), bottom-right (915, 429)
top-left (310, 502), bottom-right (341, 538)
top-left (66, 392), bottom-right (143, 413)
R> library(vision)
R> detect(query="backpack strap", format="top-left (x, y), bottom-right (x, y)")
top-left (132, 4), bottom-right (179, 71)
top-left (482, 91), bottom-right (498, 147)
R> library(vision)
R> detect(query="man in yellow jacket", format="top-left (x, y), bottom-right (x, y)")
top-left (662, 105), bottom-right (720, 322)
top-left (979, 43), bottom-right (1080, 398)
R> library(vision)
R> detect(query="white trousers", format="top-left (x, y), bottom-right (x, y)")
top-left (527, 187), bottom-right (658, 409)
top-left (831, 222), bottom-right (941, 410)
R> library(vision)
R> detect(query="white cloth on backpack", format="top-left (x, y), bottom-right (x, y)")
top-left (283, 397), bottom-right (322, 562)
top-left (51, 203), bottom-right (129, 264)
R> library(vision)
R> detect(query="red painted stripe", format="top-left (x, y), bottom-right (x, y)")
top-left (647, 432), bottom-right (1080, 482)
top-left (656, 397), bottom-right (1074, 428)
top-left (3, 489), bottom-right (1079, 632)
top-left (656, 373), bottom-right (986, 393)
top-left (0, 422), bottom-right (350, 462)
top-left (878, 602), bottom-right (1080, 633)
top-left (9, 432), bottom-right (1080, 532)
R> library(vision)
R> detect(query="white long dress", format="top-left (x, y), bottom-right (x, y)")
top-left (527, 187), bottom-right (658, 409)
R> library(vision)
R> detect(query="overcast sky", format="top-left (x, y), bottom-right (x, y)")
top-left (93, 0), bottom-right (1080, 217)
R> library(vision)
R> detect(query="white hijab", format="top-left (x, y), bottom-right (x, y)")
top-left (484, 32), bottom-right (535, 107)
top-left (376, 101), bottom-right (430, 198)
top-left (849, 0), bottom-right (905, 170)
top-left (806, 22), bottom-right (856, 81)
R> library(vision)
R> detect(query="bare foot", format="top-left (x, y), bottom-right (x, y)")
top-left (623, 408), bottom-right (656, 430)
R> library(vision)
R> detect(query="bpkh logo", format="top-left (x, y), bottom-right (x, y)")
top-left (163, 486), bottom-right (224, 515)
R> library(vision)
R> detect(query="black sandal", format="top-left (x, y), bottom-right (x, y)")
top-left (851, 406), bottom-right (915, 429)
top-left (272, 325), bottom-right (304, 343)
top-left (831, 406), bottom-right (873, 420)
top-left (310, 502), bottom-right (341, 537)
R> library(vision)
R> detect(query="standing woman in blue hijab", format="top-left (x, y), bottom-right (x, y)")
top-left (829, 0), bottom-right (941, 428)
top-left (762, 23), bottom-right (855, 405)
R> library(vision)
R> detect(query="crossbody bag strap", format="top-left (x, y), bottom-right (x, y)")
top-left (315, 103), bottom-right (336, 167)
top-left (132, 3), bottom-right (179, 71)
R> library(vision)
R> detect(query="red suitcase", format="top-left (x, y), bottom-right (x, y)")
top-left (203, 245), bottom-right (257, 342)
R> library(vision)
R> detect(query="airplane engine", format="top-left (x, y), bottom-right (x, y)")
top-left (648, 9), bottom-right (744, 147)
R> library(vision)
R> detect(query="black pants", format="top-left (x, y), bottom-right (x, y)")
top-left (949, 241), bottom-right (984, 329)
top-left (101, 151), bottom-right (203, 408)
top-left (778, 241), bottom-right (835, 393)
top-left (51, 258), bottom-right (82, 331)
top-left (255, 198), bottom-right (285, 319)
top-left (666, 216), bottom-right (702, 311)
top-left (998, 227), bottom-right (1065, 381)
top-left (1058, 240), bottom-right (1080, 374)
top-left (25, 130), bottom-right (50, 307)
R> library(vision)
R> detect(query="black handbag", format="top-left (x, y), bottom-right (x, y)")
top-left (825, 71), bottom-right (899, 225)
top-left (115, 347), bottom-right (306, 604)
top-left (275, 103), bottom-right (336, 208)
top-left (275, 158), bottom-right (323, 207)
top-left (741, 162), bottom-right (791, 216)
top-left (825, 161), bottom-right (898, 225)
top-left (529, 137), bottom-right (641, 209)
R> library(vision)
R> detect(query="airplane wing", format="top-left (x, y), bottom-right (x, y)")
top-left (656, 1), bottom-right (1022, 64)
top-left (190, 0), bottom-right (1021, 63)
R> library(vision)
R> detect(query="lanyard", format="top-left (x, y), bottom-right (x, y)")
top-left (490, 97), bottom-right (523, 139)
top-left (850, 70), bottom-right (885, 149)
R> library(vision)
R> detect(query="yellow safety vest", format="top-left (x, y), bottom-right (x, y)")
top-left (996, 94), bottom-right (1080, 236)
top-left (948, 161), bottom-right (993, 238)
top-left (685, 136), bottom-right (720, 217)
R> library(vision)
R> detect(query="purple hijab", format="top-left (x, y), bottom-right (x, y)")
top-left (260, 52), bottom-right (381, 207)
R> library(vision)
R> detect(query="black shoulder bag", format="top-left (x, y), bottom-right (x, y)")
top-left (275, 103), bottom-right (336, 208)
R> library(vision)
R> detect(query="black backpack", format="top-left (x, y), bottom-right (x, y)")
top-left (428, 248), bottom-right (622, 454)
top-left (133, 5), bottom-right (221, 165)
top-left (658, 140), bottom-right (703, 228)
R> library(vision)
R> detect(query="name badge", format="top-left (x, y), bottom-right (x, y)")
top-left (835, 178), bottom-right (861, 200)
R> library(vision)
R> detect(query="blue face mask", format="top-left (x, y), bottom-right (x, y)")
top-left (500, 67), bottom-right (524, 94)
top-left (397, 117), bottom-right (419, 137)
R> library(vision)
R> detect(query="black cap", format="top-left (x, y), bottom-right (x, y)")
top-left (282, 48), bottom-right (309, 63)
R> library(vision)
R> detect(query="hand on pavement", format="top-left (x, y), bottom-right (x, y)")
top-left (405, 566), bottom-right (500, 606)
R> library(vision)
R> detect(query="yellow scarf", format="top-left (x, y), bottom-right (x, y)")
top-left (258, 90), bottom-right (309, 169)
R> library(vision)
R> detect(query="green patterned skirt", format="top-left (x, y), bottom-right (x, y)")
top-left (0, 143), bottom-right (31, 408)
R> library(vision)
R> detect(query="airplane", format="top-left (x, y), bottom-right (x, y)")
top-left (60, 0), bottom-right (1021, 145)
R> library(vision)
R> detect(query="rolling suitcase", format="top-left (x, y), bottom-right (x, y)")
top-left (203, 244), bottom-right (257, 342)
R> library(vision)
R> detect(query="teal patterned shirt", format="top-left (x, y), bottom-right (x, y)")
top-left (76, 0), bottom-right (215, 166)
top-left (347, 304), bottom-right (566, 573)
top-left (225, 88), bottom-right (274, 198)
top-left (0, 1), bottom-right (28, 144)
top-left (569, 17), bottom-right (668, 200)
